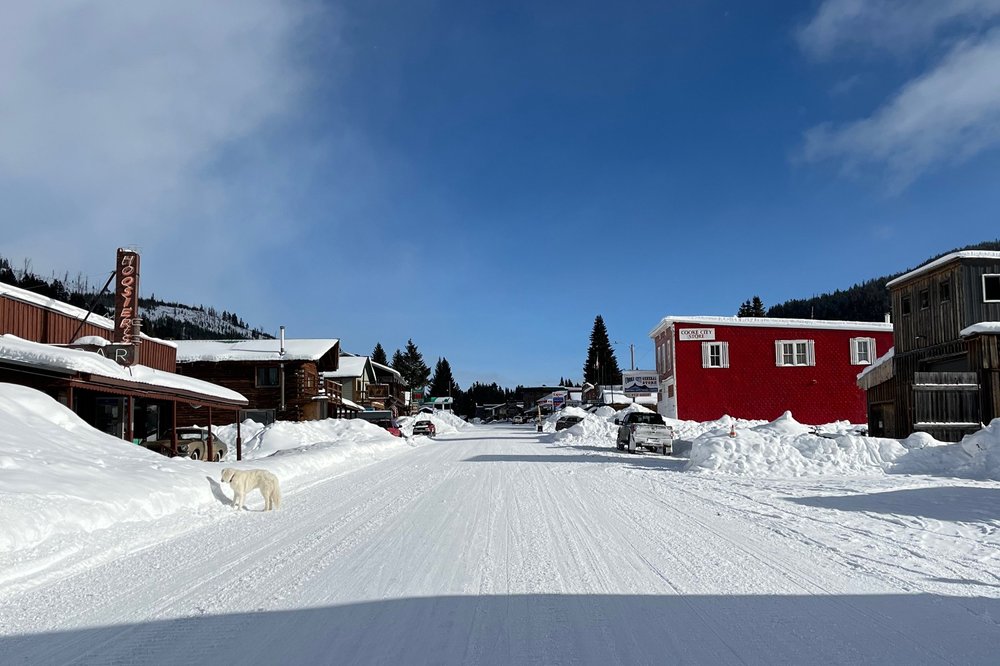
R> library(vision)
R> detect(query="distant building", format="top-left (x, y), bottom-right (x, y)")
top-left (859, 251), bottom-right (1000, 440)
top-left (650, 316), bottom-right (893, 424)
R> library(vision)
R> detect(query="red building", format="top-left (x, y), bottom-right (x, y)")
top-left (650, 316), bottom-right (894, 424)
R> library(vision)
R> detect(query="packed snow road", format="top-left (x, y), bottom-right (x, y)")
top-left (3, 424), bottom-right (1000, 664)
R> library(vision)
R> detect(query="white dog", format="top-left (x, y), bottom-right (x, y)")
top-left (221, 467), bottom-right (281, 511)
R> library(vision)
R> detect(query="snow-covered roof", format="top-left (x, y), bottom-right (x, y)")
top-left (174, 339), bottom-right (339, 363)
top-left (961, 322), bottom-right (1000, 337)
top-left (857, 347), bottom-right (894, 390)
top-left (371, 361), bottom-right (402, 378)
top-left (323, 356), bottom-right (372, 379)
top-left (0, 335), bottom-right (247, 404)
top-left (0, 281), bottom-right (176, 348)
top-left (341, 398), bottom-right (363, 411)
top-left (886, 251), bottom-right (1000, 288)
top-left (649, 316), bottom-right (893, 338)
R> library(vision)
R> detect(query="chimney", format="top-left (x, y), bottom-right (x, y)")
top-left (279, 325), bottom-right (286, 357)
top-left (884, 312), bottom-right (891, 324)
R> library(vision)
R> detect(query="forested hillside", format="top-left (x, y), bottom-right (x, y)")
top-left (767, 240), bottom-right (1000, 321)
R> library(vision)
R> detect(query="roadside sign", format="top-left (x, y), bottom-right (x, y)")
top-left (622, 370), bottom-right (658, 394)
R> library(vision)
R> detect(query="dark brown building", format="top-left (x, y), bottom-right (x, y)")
top-left (860, 251), bottom-right (1000, 440)
top-left (174, 339), bottom-right (342, 423)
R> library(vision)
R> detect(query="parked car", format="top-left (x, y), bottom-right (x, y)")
top-left (512, 415), bottom-right (525, 424)
top-left (615, 412), bottom-right (673, 455)
top-left (412, 420), bottom-right (437, 437)
top-left (144, 426), bottom-right (226, 461)
top-left (356, 410), bottom-right (402, 437)
top-left (555, 415), bottom-right (584, 431)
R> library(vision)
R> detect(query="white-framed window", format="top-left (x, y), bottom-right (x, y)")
top-left (984, 274), bottom-right (1000, 302)
top-left (701, 341), bottom-right (729, 368)
top-left (775, 340), bottom-right (815, 367)
top-left (850, 337), bottom-right (876, 365)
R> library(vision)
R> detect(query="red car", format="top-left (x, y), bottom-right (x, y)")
top-left (412, 420), bottom-right (436, 437)
top-left (356, 410), bottom-right (402, 437)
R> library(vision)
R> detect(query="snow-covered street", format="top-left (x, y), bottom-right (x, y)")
top-left (3, 421), bottom-right (1000, 664)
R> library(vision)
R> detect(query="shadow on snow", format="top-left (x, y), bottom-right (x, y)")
top-left (787, 486), bottom-right (1000, 522)
top-left (3, 593), bottom-right (999, 665)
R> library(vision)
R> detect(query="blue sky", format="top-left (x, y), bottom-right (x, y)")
top-left (3, 1), bottom-right (1000, 388)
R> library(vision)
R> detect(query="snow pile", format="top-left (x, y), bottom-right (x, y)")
top-left (399, 410), bottom-right (473, 436)
top-left (892, 419), bottom-right (1000, 479)
top-left (0, 384), bottom-right (215, 552)
top-left (663, 414), bottom-right (769, 442)
top-left (546, 407), bottom-right (618, 444)
top-left (686, 411), bottom-right (908, 477)
top-left (212, 418), bottom-right (402, 460)
top-left (0, 384), bottom-right (419, 553)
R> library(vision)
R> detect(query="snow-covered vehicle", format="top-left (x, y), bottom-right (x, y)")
top-left (615, 412), bottom-right (673, 455)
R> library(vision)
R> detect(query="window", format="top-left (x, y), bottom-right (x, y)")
top-left (701, 341), bottom-right (729, 368)
top-left (984, 274), bottom-right (1000, 302)
top-left (775, 340), bottom-right (815, 367)
top-left (940, 280), bottom-right (951, 302)
top-left (256, 366), bottom-right (279, 387)
top-left (901, 296), bottom-right (911, 316)
top-left (850, 337), bottom-right (876, 365)
top-left (919, 289), bottom-right (929, 309)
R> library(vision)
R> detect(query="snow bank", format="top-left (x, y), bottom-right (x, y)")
top-left (398, 410), bottom-right (474, 436)
top-left (0, 384), bottom-right (418, 553)
top-left (686, 412), bottom-right (910, 476)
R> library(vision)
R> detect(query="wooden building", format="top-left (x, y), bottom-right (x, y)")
top-left (1, 281), bottom-right (175, 370)
top-left (173, 338), bottom-right (343, 423)
top-left (860, 251), bottom-right (1000, 440)
top-left (371, 360), bottom-right (407, 416)
top-left (0, 282), bottom-right (247, 457)
top-left (650, 316), bottom-right (893, 424)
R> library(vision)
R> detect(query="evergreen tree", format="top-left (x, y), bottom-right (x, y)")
top-left (392, 340), bottom-right (430, 389)
top-left (738, 296), bottom-right (766, 317)
top-left (430, 357), bottom-right (460, 398)
top-left (583, 315), bottom-right (622, 386)
top-left (371, 342), bottom-right (388, 365)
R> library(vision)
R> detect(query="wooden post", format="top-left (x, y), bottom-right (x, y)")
top-left (236, 413), bottom-right (242, 461)
top-left (207, 406), bottom-right (214, 461)
top-left (126, 396), bottom-right (134, 443)
top-left (171, 402), bottom-right (178, 457)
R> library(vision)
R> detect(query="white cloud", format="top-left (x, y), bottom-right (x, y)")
top-left (0, 1), bottom-right (323, 303)
top-left (800, 29), bottom-right (1000, 190)
top-left (797, 0), bottom-right (1000, 59)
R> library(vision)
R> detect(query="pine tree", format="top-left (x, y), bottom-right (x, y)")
top-left (392, 340), bottom-right (430, 390)
top-left (738, 296), bottom-right (767, 317)
top-left (583, 315), bottom-right (622, 386)
top-left (371, 342), bottom-right (388, 365)
top-left (430, 357), bottom-right (459, 398)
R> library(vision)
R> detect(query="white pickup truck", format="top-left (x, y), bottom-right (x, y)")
top-left (615, 412), bottom-right (674, 455)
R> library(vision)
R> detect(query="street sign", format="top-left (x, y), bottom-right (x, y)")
top-left (622, 370), bottom-right (658, 394)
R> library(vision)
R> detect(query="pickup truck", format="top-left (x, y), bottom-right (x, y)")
top-left (615, 412), bottom-right (674, 455)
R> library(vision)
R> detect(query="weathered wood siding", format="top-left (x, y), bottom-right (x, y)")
top-left (1, 294), bottom-right (176, 371)
top-left (177, 359), bottom-right (331, 422)
top-left (968, 334), bottom-right (1000, 426)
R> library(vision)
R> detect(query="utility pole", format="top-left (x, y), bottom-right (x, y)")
top-left (630, 343), bottom-right (635, 371)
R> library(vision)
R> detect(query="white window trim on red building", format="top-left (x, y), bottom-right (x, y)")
top-left (774, 339), bottom-right (815, 367)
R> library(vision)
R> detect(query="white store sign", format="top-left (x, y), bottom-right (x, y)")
top-left (679, 328), bottom-right (715, 341)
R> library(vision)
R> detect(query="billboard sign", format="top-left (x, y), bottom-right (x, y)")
top-left (114, 248), bottom-right (140, 353)
top-left (622, 370), bottom-right (658, 394)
